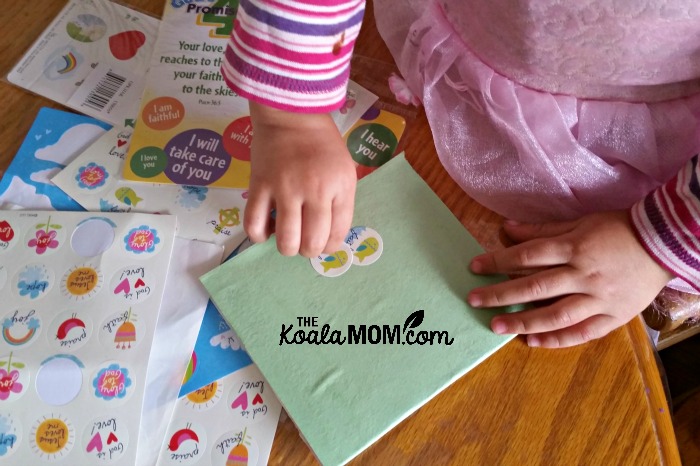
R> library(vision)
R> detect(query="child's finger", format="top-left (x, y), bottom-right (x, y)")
top-left (470, 238), bottom-right (573, 274)
top-left (524, 314), bottom-right (617, 348)
top-left (299, 201), bottom-right (332, 258)
top-left (503, 218), bottom-right (579, 243)
top-left (275, 198), bottom-right (302, 256)
top-left (468, 266), bottom-right (579, 308)
top-left (244, 188), bottom-right (273, 243)
top-left (325, 193), bottom-right (354, 254)
top-left (488, 294), bottom-right (594, 335)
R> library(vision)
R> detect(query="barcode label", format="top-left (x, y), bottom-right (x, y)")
top-left (82, 70), bottom-right (126, 111)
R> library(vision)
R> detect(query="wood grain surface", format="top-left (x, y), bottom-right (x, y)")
top-left (0, 1), bottom-right (681, 465)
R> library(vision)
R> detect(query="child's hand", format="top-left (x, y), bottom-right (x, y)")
top-left (245, 102), bottom-right (356, 257)
top-left (467, 211), bottom-right (674, 348)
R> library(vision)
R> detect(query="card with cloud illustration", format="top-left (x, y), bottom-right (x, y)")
top-left (0, 210), bottom-right (176, 465)
top-left (7, 0), bottom-right (158, 126)
top-left (0, 107), bottom-right (110, 211)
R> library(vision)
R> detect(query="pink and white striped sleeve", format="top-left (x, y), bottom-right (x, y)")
top-left (631, 155), bottom-right (700, 291)
top-left (222, 0), bottom-right (366, 113)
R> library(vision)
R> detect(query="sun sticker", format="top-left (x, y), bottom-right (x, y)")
top-left (212, 428), bottom-right (260, 466)
top-left (93, 363), bottom-right (132, 402)
top-left (83, 415), bottom-right (129, 462)
top-left (0, 353), bottom-right (29, 402)
top-left (165, 421), bottom-right (207, 465)
top-left (184, 380), bottom-right (223, 411)
top-left (0, 412), bottom-right (22, 458)
top-left (1, 309), bottom-right (41, 348)
top-left (31, 414), bottom-right (75, 460)
top-left (61, 265), bottom-right (103, 301)
top-left (123, 225), bottom-right (160, 255)
top-left (15, 264), bottom-right (54, 300)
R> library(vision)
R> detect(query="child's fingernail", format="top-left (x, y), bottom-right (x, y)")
top-left (470, 259), bottom-right (483, 273)
top-left (528, 335), bottom-right (540, 347)
top-left (492, 320), bottom-right (506, 334)
top-left (468, 293), bottom-right (482, 307)
top-left (504, 219), bottom-right (521, 226)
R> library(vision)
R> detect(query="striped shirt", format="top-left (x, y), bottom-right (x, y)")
top-left (221, 0), bottom-right (365, 113)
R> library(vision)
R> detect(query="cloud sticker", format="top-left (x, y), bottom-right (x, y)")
top-left (209, 329), bottom-right (242, 351)
top-left (34, 124), bottom-right (106, 165)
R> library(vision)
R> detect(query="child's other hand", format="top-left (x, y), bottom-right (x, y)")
top-left (245, 102), bottom-right (356, 257)
top-left (467, 211), bottom-right (674, 348)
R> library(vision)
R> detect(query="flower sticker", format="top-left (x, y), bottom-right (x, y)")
top-left (27, 216), bottom-right (61, 255)
top-left (93, 363), bottom-right (132, 401)
top-left (76, 163), bottom-right (109, 189)
top-left (0, 353), bottom-right (28, 402)
top-left (124, 225), bottom-right (159, 254)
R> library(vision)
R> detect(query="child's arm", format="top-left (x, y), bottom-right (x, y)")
top-left (222, 0), bottom-right (366, 256)
top-left (467, 157), bottom-right (700, 347)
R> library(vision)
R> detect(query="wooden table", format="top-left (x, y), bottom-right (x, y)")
top-left (0, 1), bottom-right (680, 465)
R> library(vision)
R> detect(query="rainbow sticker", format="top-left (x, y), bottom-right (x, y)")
top-left (1, 309), bottom-right (40, 348)
top-left (57, 53), bottom-right (78, 74)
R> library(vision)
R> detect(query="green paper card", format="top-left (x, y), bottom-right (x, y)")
top-left (201, 154), bottom-right (520, 466)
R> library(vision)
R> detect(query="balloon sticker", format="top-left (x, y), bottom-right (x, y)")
top-left (0, 412), bottom-right (22, 458)
top-left (83, 415), bottom-right (129, 462)
top-left (0, 353), bottom-right (29, 402)
top-left (15, 264), bottom-right (54, 300)
top-left (211, 428), bottom-right (259, 466)
top-left (61, 265), bottom-right (103, 301)
top-left (1, 308), bottom-right (41, 348)
top-left (110, 265), bottom-right (155, 303)
top-left (71, 217), bottom-right (116, 256)
top-left (345, 226), bottom-right (384, 266)
top-left (124, 225), bottom-right (161, 255)
top-left (164, 420), bottom-right (207, 465)
top-left (49, 311), bottom-right (92, 352)
top-left (310, 243), bottom-right (353, 278)
top-left (92, 362), bottom-right (132, 402)
top-left (228, 379), bottom-right (270, 423)
top-left (100, 308), bottom-right (141, 351)
top-left (30, 414), bottom-right (74, 460)
top-left (36, 355), bottom-right (84, 406)
top-left (184, 380), bottom-right (223, 411)
top-left (26, 215), bottom-right (64, 255)
top-left (0, 220), bottom-right (18, 253)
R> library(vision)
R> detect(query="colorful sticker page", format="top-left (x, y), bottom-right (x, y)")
top-left (122, 2), bottom-right (251, 188)
top-left (7, 0), bottom-right (158, 126)
top-left (0, 210), bottom-right (176, 465)
top-left (158, 364), bottom-right (281, 466)
top-left (52, 124), bottom-right (248, 257)
top-left (201, 154), bottom-right (522, 466)
top-left (0, 107), bottom-right (110, 211)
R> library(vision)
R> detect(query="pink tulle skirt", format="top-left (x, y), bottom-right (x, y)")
top-left (374, 0), bottom-right (700, 223)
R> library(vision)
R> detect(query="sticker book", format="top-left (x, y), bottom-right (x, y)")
top-left (7, 0), bottom-right (158, 126)
top-left (202, 154), bottom-right (523, 466)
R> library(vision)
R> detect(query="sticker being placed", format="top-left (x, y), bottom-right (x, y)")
top-left (0, 353), bottom-right (29, 402)
top-left (83, 415), bottom-right (130, 462)
top-left (165, 421), bottom-right (207, 465)
top-left (310, 242), bottom-right (353, 277)
top-left (1, 308), bottom-right (41, 348)
top-left (30, 414), bottom-right (75, 460)
top-left (36, 354), bottom-right (84, 406)
top-left (345, 226), bottom-right (384, 266)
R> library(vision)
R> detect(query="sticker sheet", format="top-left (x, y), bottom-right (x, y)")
top-left (7, 0), bottom-right (158, 126)
top-left (52, 124), bottom-right (248, 257)
top-left (0, 108), bottom-right (110, 211)
top-left (158, 364), bottom-right (281, 466)
top-left (0, 210), bottom-right (177, 465)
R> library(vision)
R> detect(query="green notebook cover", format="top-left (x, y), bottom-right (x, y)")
top-left (201, 154), bottom-right (519, 465)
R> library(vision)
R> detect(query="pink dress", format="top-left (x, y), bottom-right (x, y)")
top-left (223, 0), bottom-right (700, 292)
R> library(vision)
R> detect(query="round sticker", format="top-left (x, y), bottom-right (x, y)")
top-left (75, 163), bottom-right (110, 191)
top-left (222, 116), bottom-right (253, 161)
top-left (92, 362), bottom-right (132, 403)
top-left (0, 354), bottom-right (29, 403)
top-left (347, 123), bottom-right (398, 167)
top-left (48, 311), bottom-right (92, 352)
top-left (0, 265), bottom-right (7, 291)
top-left (123, 224), bottom-right (162, 256)
top-left (164, 420), bottom-right (207, 465)
top-left (0, 220), bottom-right (19, 253)
top-left (61, 265), bottom-right (103, 301)
top-left (100, 309), bottom-right (142, 351)
top-left (15, 264), bottom-right (54, 300)
top-left (71, 218), bottom-right (116, 256)
top-left (174, 186), bottom-right (209, 211)
top-left (184, 380), bottom-right (223, 411)
top-left (141, 96), bottom-right (185, 131)
top-left (1, 308), bottom-right (41, 348)
top-left (31, 414), bottom-right (74, 460)
top-left (36, 355), bottom-right (84, 406)
top-left (345, 226), bottom-right (384, 266)
top-left (82, 415), bottom-right (129, 462)
top-left (130, 146), bottom-right (168, 178)
top-left (228, 378), bottom-right (270, 424)
top-left (309, 243), bottom-right (353, 278)
top-left (25, 216), bottom-right (65, 256)
top-left (211, 430), bottom-right (259, 466)
top-left (67, 14), bottom-right (107, 42)
top-left (0, 412), bottom-right (22, 458)
top-left (110, 266), bottom-right (155, 304)
top-left (164, 129), bottom-right (230, 186)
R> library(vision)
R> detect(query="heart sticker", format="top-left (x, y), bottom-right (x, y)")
top-left (86, 433), bottom-right (103, 453)
top-left (134, 278), bottom-right (145, 288)
top-left (113, 278), bottom-right (130, 295)
top-left (109, 30), bottom-right (146, 61)
top-left (117, 139), bottom-right (127, 147)
top-left (252, 393), bottom-right (263, 405)
top-left (231, 391), bottom-right (248, 411)
top-left (107, 432), bottom-right (118, 444)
